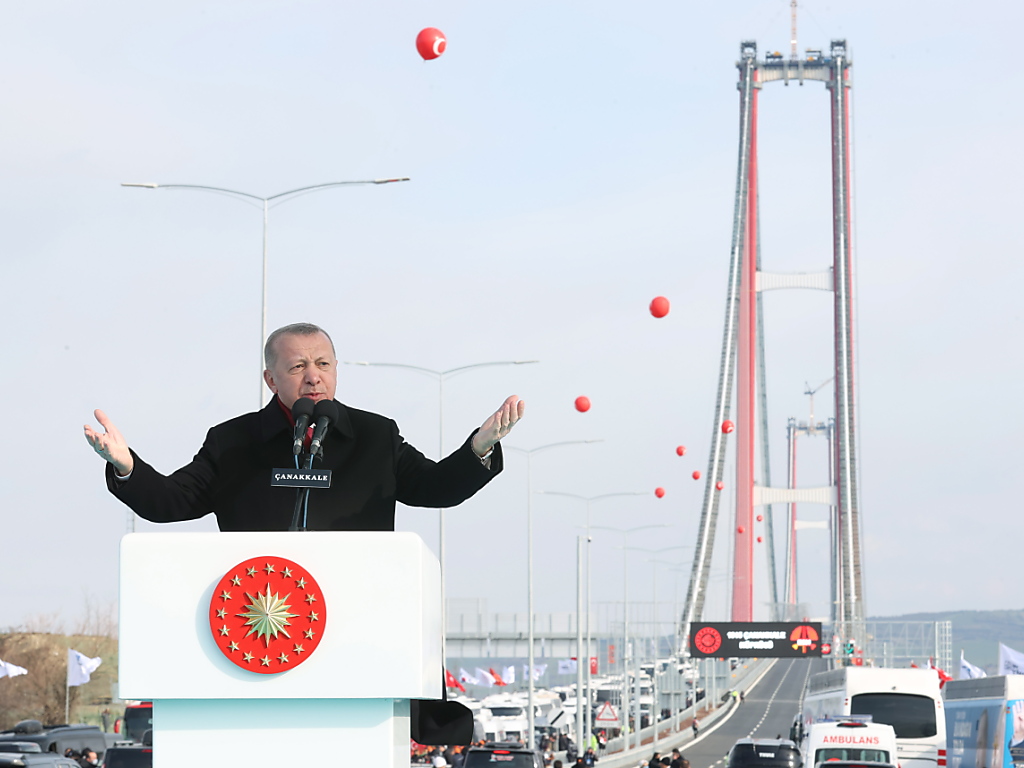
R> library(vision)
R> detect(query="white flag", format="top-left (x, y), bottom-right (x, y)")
top-left (67, 649), bottom-right (102, 687)
top-left (999, 643), bottom-right (1024, 676)
top-left (557, 658), bottom-right (578, 675)
top-left (475, 667), bottom-right (496, 688)
top-left (502, 665), bottom-right (516, 685)
top-left (960, 651), bottom-right (986, 680)
top-left (459, 668), bottom-right (480, 686)
top-left (522, 663), bottom-right (548, 681)
top-left (0, 659), bottom-right (27, 679)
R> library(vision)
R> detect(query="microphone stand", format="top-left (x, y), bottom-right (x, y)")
top-left (288, 448), bottom-right (319, 532)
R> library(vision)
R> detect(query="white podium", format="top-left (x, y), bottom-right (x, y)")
top-left (119, 532), bottom-right (442, 768)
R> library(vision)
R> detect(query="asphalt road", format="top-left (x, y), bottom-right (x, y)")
top-left (679, 658), bottom-right (824, 768)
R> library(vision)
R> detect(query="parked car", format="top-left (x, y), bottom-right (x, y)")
top-left (0, 755), bottom-right (79, 768)
top-left (101, 744), bottom-right (152, 768)
top-left (464, 742), bottom-right (543, 768)
top-left (0, 745), bottom-right (42, 755)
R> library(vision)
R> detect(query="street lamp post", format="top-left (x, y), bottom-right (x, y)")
top-left (537, 490), bottom-right (649, 749)
top-left (123, 177), bottom-right (410, 408)
top-left (344, 360), bottom-right (538, 670)
top-left (591, 524), bottom-right (669, 752)
top-left (506, 444), bottom-right (605, 752)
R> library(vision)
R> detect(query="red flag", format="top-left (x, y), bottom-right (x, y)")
top-left (445, 668), bottom-right (466, 693)
top-left (490, 667), bottom-right (507, 686)
top-left (590, 657), bottom-right (598, 675)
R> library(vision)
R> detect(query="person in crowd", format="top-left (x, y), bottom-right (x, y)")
top-left (692, 718), bottom-right (700, 737)
top-left (584, 747), bottom-right (598, 767)
top-left (78, 750), bottom-right (99, 768)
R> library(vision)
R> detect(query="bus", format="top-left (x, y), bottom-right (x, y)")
top-left (802, 668), bottom-right (946, 768)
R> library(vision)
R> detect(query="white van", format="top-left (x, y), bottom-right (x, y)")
top-left (802, 718), bottom-right (899, 768)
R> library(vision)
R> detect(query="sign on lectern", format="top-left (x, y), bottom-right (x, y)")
top-left (119, 532), bottom-right (442, 768)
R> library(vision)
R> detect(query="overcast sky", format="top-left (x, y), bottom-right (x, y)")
top-left (1, 0), bottom-right (1021, 632)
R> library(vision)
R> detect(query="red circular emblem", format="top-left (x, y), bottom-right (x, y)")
top-left (694, 626), bottom-right (722, 655)
top-left (208, 556), bottom-right (327, 674)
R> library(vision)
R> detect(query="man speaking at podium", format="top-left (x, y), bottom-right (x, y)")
top-left (84, 322), bottom-right (525, 531)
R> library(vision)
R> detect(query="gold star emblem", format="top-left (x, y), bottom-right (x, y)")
top-left (304, 629), bottom-right (315, 639)
top-left (237, 584), bottom-right (299, 645)
top-left (263, 563), bottom-right (275, 574)
top-left (295, 577), bottom-right (307, 589)
top-left (308, 611), bottom-right (319, 622)
top-left (293, 644), bottom-right (305, 654)
top-left (281, 567), bottom-right (293, 578)
top-left (243, 652), bottom-right (254, 663)
top-left (261, 656), bottom-right (272, 667)
top-left (216, 608), bottom-right (227, 619)
top-left (219, 625), bottom-right (230, 636)
top-left (231, 575), bottom-right (242, 586)
top-left (305, 593), bottom-right (317, 604)
top-left (247, 567), bottom-right (258, 577)
top-left (219, 590), bottom-right (232, 601)
top-left (227, 642), bottom-right (239, 653)
top-left (278, 653), bottom-right (290, 664)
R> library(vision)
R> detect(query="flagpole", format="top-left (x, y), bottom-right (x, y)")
top-left (65, 661), bottom-right (70, 723)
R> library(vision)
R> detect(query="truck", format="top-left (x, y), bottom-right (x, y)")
top-left (943, 675), bottom-right (1024, 768)
top-left (802, 667), bottom-right (946, 768)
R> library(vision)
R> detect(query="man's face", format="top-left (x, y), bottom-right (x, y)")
top-left (263, 332), bottom-right (338, 409)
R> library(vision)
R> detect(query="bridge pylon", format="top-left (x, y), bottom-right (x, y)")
top-left (680, 39), bottom-right (864, 649)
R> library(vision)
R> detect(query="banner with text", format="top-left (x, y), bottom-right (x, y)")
top-left (688, 622), bottom-right (824, 658)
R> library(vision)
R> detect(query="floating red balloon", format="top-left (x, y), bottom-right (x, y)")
top-left (721, 420), bottom-right (735, 434)
top-left (649, 296), bottom-right (670, 318)
top-left (757, 536), bottom-right (763, 543)
top-left (676, 445), bottom-right (686, 457)
top-left (756, 514), bottom-right (763, 522)
top-left (715, 481), bottom-right (724, 491)
top-left (737, 526), bottom-right (745, 534)
top-left (416, 27), bottom-right (447, 60)
top-left (574, 396), bottom-right (591, 413)
top-left (692, 470), bottom-right (701, 480)
top-left (655, 487), bottom-right (666, 498)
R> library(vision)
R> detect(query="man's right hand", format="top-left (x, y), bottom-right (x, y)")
top-left (84, 409), bottom-right (134, 477)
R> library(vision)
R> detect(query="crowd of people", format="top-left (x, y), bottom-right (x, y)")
top-left (62, 747), bottom-right (99, 767)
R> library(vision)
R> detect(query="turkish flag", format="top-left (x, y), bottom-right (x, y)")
top-left (590, 657), bottom-right (598, 675)
top-left (445, 668), bottom-right (466, 693)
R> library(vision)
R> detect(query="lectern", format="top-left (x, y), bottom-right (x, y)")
top-left (119, 532), bottom-right (442, 768)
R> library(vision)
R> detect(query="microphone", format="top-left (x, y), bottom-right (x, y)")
top-left (308, 400), bottom-right (340, 457)
top-left (291, 397), bottom-right (316, 455)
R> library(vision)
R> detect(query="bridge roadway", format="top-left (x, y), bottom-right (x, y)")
top-left (680, 658), bottom-right (824, 768)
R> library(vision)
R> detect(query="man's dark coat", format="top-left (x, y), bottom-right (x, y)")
top-left (106, 396), bottom-right (502, 531)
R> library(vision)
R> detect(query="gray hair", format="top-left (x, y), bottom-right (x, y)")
top-left (264, 323), bottom-right (336, 369)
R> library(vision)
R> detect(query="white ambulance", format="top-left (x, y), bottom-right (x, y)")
top-left (801, 717), bottom-right (899, 768)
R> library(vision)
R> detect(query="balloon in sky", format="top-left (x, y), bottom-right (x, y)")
top-left (416, 28), bottom-right (447, 60)
top-left (676, 445), bottom-right (686, 457)
top-left (649, 296), bottom-right (670, 318)
top-left (574, 396), bottom-right (591, 413)
top-left (715, 481), bottom-right (724, 491)
top-left (757, 536), bottom-right (763, 543)
top-left (692, 470), bottom-right (701, 480)
top-left (737, 526), bottom-right (745, 534)
top-left (721, 420), bottom-right (735, 434)
top-left (655, 487), bottom-right (666, 498)
top-left (756, 514), bottom-right (763, 522)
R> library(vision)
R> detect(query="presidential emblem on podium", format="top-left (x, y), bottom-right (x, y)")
top-left (208, 556), bottom-right (327, 673)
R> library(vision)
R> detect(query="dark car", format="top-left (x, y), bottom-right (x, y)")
top-left (101, 745), bottom-right (152, 768)
top-left (727, 739), bottom-right (802, 768)
top-left (464, 742), bottom-right (543, 768)
top-left (0, 755), bottom-right (79, 768)
top-left (0, 721), bottom-right (107, 762)
top-left (0, 746), bottom-right (41, 755)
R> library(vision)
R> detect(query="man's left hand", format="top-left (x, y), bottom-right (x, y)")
top-left (472, 395), bottom-right (526, 457)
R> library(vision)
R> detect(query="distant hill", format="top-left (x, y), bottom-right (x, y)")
top-left (871, 609), bottom-right (1024, 673)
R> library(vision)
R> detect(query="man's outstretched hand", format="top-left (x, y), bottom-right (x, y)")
top-left (472, 395), bottom-right (526, 458)
top-left (84, 409), bottom-right (134, 476)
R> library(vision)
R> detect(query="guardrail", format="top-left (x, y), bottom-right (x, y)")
top-left (556, 658), bottom-right (775, 768)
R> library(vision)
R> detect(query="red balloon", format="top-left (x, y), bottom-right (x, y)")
top-left (655, 487), bottom-right (666, 498)
top-left (692, 470), bottom-right (701, 480)
top-left (574, 396), bottom-right (591, 413)
top-left (721, 420), bottom-right (735, 434)
top-left (757, 536), bottom-right (763, 543)
top-left (715, 481), bottom-right (724, 491)
top-left (676, 445), bottom-right (686, 457)
top-left (416, 28), bottom-right (447, 60)
top-left (649, 296), bottom-right (670, 318)
top-left (756, 514), bottom-right (763, 522)
top-left (737, 526), bottom-right (745, 534)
